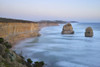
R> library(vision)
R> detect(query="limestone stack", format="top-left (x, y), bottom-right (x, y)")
top-left (62, 23), bottom-right (74, 34)
top-left (85, 27), bottom-right (93, 37)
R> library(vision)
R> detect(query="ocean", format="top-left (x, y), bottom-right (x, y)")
top-left (13, 23), bottom-right (100, 67)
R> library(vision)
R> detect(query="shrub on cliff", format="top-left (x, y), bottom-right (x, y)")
top-left (5, 48), bottom-right (9, 53)
top-left (33, 61), bottom-right (44, 67)
top-left (0, 38), bottom-right (4, 43)
top-left (4, 42), bottom-right (12, 49)
top-left (27, 58), bottom-right (33, 64)
top-left (26, 58), bottom-right (33, 67)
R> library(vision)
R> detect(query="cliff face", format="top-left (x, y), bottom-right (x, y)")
top-left (0, 22), bottom-right (40, 44)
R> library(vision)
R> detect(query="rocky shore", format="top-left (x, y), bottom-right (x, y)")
top-left (0, 38), bottom-right (45, 67)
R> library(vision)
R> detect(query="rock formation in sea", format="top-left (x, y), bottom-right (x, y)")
top-left (85, 27), bottom-right (93, 37)
top-left (62, 23), bottom-right (74, 34)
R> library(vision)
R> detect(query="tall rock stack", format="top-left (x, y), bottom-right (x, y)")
top-left (62, 23), bottom-right (74, 34)
top-left (85, 27), bottom-right (93, 37)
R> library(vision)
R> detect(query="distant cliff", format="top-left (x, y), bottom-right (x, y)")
top-left (39, 22), bottom-right (59, 28)
top-left (38, 20), bottom-right (66, 28)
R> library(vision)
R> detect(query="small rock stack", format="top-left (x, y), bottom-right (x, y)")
top-left (85, 27), bottom-right (93, 37)
top-left (62, 23), bottom-right (74, 34)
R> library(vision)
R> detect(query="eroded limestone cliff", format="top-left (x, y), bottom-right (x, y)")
top-left (0, 22), bottom-right (40, 44)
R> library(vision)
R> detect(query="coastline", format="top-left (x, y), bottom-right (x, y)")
top-left (0, 17), bottom-right (60, 67)
top-left (0, 17), bottom-right (60, 45)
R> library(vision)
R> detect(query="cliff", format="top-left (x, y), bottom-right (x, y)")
top-left (0, 18), bottom-right (40, 44)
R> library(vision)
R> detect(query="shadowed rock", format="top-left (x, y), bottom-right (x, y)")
top-left (85, 27), bottom-right (93, 37)
top-left (62, 23), bottom-right (74, 34)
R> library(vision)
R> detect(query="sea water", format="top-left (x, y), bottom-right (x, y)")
top-left (13, 23), bottom-right (100, 67)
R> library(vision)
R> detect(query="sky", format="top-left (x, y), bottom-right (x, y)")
top-left (0, 0), bottom-right (100, 22)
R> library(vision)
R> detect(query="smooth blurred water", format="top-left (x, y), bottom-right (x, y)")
top-left (13, 23), bottom-right (100, 67)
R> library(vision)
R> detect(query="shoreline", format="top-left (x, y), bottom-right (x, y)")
top-left (0, 17), bottom-right (60, 67)
top-left (13, 24), bottom-right (60, 48)
top-left (12, 23), bottom-right (59, 46)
